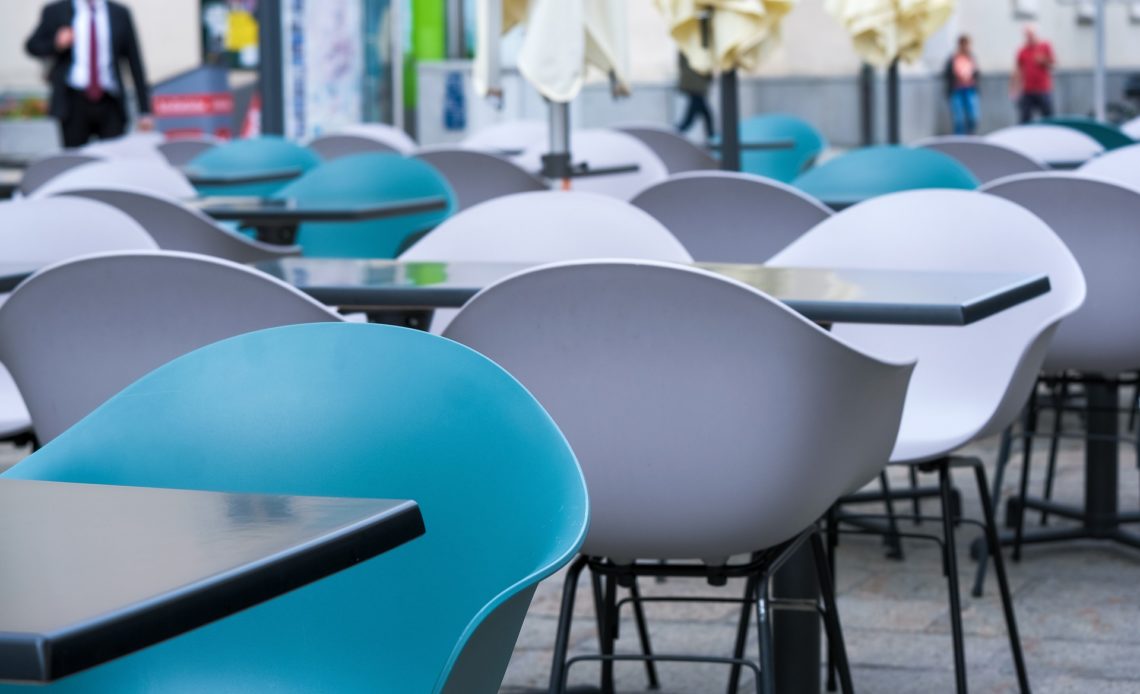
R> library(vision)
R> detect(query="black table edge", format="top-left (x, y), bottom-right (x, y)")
top-left (1, 498), bottom-right (423, 683)
top-left (183, 167), bottom-right (304, 187)
top-left (960, 273), bottom-right (1050, 325)
top-left (201, 196), bottom-right (449, 226)
top-left (0, 271), bottom-right (34, 293)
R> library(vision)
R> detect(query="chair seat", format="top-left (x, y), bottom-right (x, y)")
top-left (888, 399), bottom-right (982, 466)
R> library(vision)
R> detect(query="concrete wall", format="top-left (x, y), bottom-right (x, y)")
top-left (0, 0), bottom-right (200, 93)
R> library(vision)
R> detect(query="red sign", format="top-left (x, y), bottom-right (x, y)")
top-left (153, 92), bottom-right (234, 118)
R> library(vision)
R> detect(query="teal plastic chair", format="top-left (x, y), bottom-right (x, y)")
top-left (276, 153), bottom-right (456, 258)
top-left (738, 114), bottom-right (828, 183)
top-left (186, 136), bottom-right (322, 197)
top-left (1041, 116), bottom-right (1135, 151)
top-left (0, 323), bottom-right (588, 693)
top-left (793, 146), bottom-right (980, 209)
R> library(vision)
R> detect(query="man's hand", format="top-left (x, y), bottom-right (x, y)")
top-left (54, 26), bottom-right (74, 51)
top-left (136, 115), bottom-right (156, 132)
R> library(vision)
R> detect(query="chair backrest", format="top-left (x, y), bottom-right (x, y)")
top-left (414, 147), bottom-right (547, 211)
top-left (768, 190), bottom-right (1086, 461)
top-left (630, 171), bottom-right (831, 263)
top-left (982, 173), bottom-right (1140, 374)
top-left (915, 136), bottom-right (1048, 184)
top-left (986, 124), bottom-right (1104, 165)
top-left (1, 322), bottom-right (587, 694)
top-left (516, 129), bottom-right (669, 201)
top-left (614, 125), bottom-right (719, 173)
top-left (461, 119), bottom-right (547, 154)
top-left (0, 251), bottom-right (342, 443)
top-left (28, 159), bottom-right (196, 200)
top-left (335, 123), bottom-right (418, 154)
top-left (275, 152), bottom-right (456, 258)
top-left (1041, 116), bottom-right (1135, 150)
top-left (444, 260), bottom-right (912, 561)
top-left (58, 188), bottom-right (300, 263)
top-left (0, 197), bottom-right (156, 263)
top-left (401, 191), bottom-right (691, 263)
top-left (308, 133), bottom-right (399, 160)
top-left (793, 146), bottom-right (979, 205)
top-left (19, 153), bottom-right (100, 196)
top-left (1077, 142), bottom-right (1140, 191)
top-left (1123, 115), bottom-right (1140, 141)
top-left (80, 132), bottom-right (166, 160)
top-left (156, 139), bottom-right (218, 167)
top-left (186, 136), bottom-right (322, 197)
top-left (739, 113), bottom-right (828, 183)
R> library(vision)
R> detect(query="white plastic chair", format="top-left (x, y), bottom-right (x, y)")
top-left (19, 153), bottom-right (100, 196)
top-left (414, 147), bottom-right (547, 211)
top-left (80, 132), bottom-right (166, 160)
top-left (308, 134), bottom-right (399, 160)
top-left (461, 119), bottom-right (547, 155)
top-left (769, 189), bottom-right (1084, 694)
top-left (986, 124), bottom-right (1104, 167)
top-left (401, 190), bottom-right (691, 332)
top-left (614, 124), bottom-right (719, 173)
top-left (1122, 116), bottom-right (1140, 141)
top-left (28, 159), bottom-right (196, 200)
top-left (516, 129), bottom-right (670, 201)
top-left (0, 197), bottom-right (157, 444)
top-left (156, 139), bottom-right (218, 167)
top-left (916, 136), bottom-right (1048, 184)
top-left (0, 251), bottom-right (343, 444)
top-left (334, 123), bottom-right (417, 154)
top-left (1076, 142), bottom-right (1140, 191)
top-left (631, 171), bottom-right (831, 263)
top-left (59, 188), bottom-right (300, 263)
top-left (444, 259), bottom-right (913, 693)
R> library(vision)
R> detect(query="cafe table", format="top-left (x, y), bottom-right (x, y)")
top-left (0, 478), bottom-right (424, 683)
top-left (190, 195), bottom-right (450, 245)
top-left (252, 256), bottom-right (1049, 694)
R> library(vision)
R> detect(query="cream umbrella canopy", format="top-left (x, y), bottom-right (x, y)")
top-left (473, 0), bottom-right (631, 183)
top-left (654, 0), bottom-right (798, 170)
top-left (826, 0), bottom-right (955, 143)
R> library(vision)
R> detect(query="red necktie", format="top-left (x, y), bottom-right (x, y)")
top-left (86, 1), bottom-right (103, 102)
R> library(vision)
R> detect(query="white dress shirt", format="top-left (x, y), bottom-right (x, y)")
top-left (67, 0), bottom-right (119, 94)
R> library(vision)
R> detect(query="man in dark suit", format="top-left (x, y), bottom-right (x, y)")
top-left (25, 1), bottom-right (154, 148)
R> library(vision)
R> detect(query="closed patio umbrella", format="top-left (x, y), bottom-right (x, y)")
top-left (826, 0), bottom-right (955, 142)
top-left (473, 0), bottom-right (630, 185)
top-left (655, 0), bottom-right (797, 170)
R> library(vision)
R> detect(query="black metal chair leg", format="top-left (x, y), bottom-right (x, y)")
top-left (549, 556), bottom-right (588, 694)
top-left (627, 579), bottom-right (661, 690)
top-left (880, 470), bottom-right (905, 560)
top-left (909, 465), bottom-right (922, 524)
top-left (1040, 378), bottom-right (1067, 526)
top-left (726, 574), bottom-right (760, 694)
top-left (938, 461), bottom-right (969, 694)
top-left (600, 575), bottom-right (617, 694)
top-left (973, 425), bottom-right (1013, 597)
top-left (825, 508), bottom-right (840, 691)
top-left (811, 531), bottom-right (854, 694)
top-left (755, 573), bottom-right (776, 694)
top-left (1013, 405), bottom-right (1037, 562)
top-left (969, 461), bottom-right (1032, 693)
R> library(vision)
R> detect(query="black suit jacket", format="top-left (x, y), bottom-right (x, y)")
top-left (25, 1), bottom-right (151, 120)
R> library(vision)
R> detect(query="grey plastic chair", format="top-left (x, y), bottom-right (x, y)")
top-left (986, 124), bottom-right (1104, 167)
top-left (29, 159), bottom-right (196, 199)
top-left (414, 147), bottom-right (547, 211)
top-left (335, 123), bottom-right (418, 154)
top-left (0, 197), bottom-right (156, 262)
top-left (19, 153), bottom-right (100, 196)
top-left (59, 188), bottom-right (301, 263)
top-left (631, 171), bottom-right (832, 263)
top-left (1077, 142), bottom-right (1140, 191)
top-left (156, 139), bottom-right (218, 167)
top-left (916, 136), bottom-right (1048, 184)
top-left (79, 132), bottom-right (166, 160)
top-left (0, 251), bottom-right (343, 443)
top-left (445, 259), bottom-right (912, 693)
top-left (308, 134), bottom-right (399, 160)
top-left (770, 189), bottom-right (1084, 694)
top-left (614, 124), bottom-right (720, 173)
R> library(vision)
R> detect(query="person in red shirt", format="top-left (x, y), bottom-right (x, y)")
top-left (1012, 24), bottom-right (1056, 124)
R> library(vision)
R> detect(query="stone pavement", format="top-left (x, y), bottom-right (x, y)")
top-left (500, 415), bottom-right (1140, 693)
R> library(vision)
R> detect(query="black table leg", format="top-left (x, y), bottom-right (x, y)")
top-left (772, 542), bottom-right (820, 693)
top-left (1085, 379), bottom-right (1119, 533)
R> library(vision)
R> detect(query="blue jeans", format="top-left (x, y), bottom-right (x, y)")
top-left (950, 87), bottom-right (979, 135)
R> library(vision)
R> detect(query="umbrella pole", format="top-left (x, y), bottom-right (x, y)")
top-left (860, 63), bottom-right (875, 146)
top-left (720, 69), bottom-right (742, 171)
top-left (1093, 0), bottom-right (1107, 122)
top-left (887, 59), bottom-right (900, 145)
top-left (542, 100), bottom-right (573, 190)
